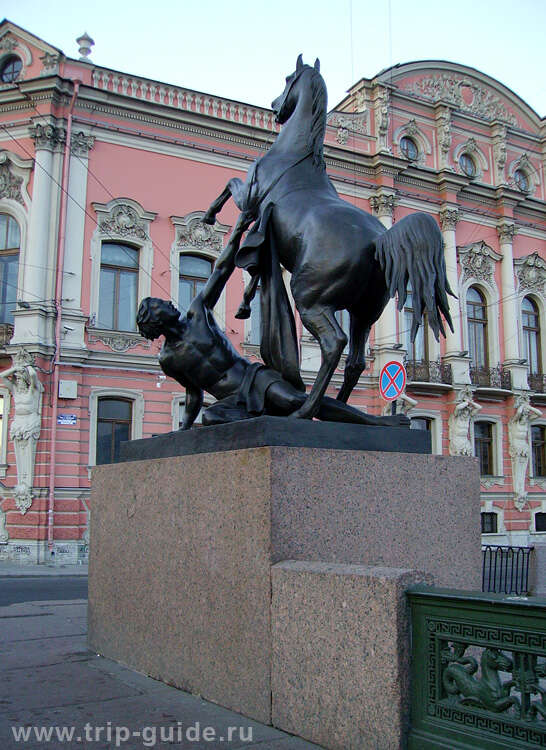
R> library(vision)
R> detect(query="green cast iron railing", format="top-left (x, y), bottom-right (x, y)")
top-left (408, 586), bottom-right (546, 749)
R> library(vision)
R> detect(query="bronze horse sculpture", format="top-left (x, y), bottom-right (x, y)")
top-left (204, 55), bottom-right (454, 419)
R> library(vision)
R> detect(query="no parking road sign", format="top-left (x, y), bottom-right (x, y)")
top-left (379, 361), bottom-right (406, 402)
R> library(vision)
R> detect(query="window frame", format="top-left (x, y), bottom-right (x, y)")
top-left (531, 424), bottom-right (546, 479)
top-left (90, 199), bottom-right (156, 333)
top-left (0, 387), bottom-right (10, 478)
top-left (170, 212), bottom-right (230, 328)
top-left (406, 410), bottom-right (443, 455)
top-left (178, 254), bottom-right (213, 315)
top-left (0, 212), bottom-right (21, 325)
top-left (98, 241), bottom-right (139, 332)
top-left (481, 511), bottom-right (498, 535)
top-left (88, 388), bottom-right (144, 473)
top-left (96, 397), bottom-right (133, 465)
top-left (467, 286), bottom-right (488, 369)
top-left (520, 294), bottom-right (543, 376)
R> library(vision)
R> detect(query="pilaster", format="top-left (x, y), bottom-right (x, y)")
top-left (497, 221), bottom-right (526, 389)
top-left (369, 192), bottom-right (403, 373)
top-left (11, 121), bottom-right (64, 349)
top-left (439, 205), bottom-right (469, 385)
top-left (61, 131), bottom-right (95, 352)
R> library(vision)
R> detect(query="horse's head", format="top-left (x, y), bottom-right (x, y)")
top-left (272, 54), bottom-right (324, 125)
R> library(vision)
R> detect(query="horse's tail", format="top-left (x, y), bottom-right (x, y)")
top-left (373, 212), bottom-right (455, 341)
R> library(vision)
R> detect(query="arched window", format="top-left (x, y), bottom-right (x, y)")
top-left (474, 421), bottom-right (494, 476)
top-left (404, 283), bottom-right (427, 362)
top-left (467, 287), bottom-right (488, 368)
top-left (400, 136), bottom-right (418, 161)
top-left (410, 417), bottom-right (431, 432)
top-left (522, 297), bottom-right (541, 374)
top-left (249, 283), bottom-right (262, 345)
top-left (459, 153), bottom-right (476, 178)
top-left (98, 242), bottom-right (139, 331)
top-left (0, 213), bottom-right (20, 325)
top-left (96, 398), bottom-right (132, 465)
top-left (481, 512), bottom-right (498, 534)
top-left (532, 425), bottom-right (545, 477)
top-left (0, 55), bottom-right (22, 83)
top-left (179, 255), bottom-right (212, 313)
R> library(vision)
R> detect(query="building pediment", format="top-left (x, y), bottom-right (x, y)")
top-left (374, 61), bottom-right (539, 133)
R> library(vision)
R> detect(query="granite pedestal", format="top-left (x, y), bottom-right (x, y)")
top-left (89, 420), bottom-right (481, 748)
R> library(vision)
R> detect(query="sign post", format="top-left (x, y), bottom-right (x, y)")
top-left (379, 361), bottom-right (407, 415)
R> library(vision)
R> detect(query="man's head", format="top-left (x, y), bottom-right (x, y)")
top-left (137, 297), bottom-right (180, 340)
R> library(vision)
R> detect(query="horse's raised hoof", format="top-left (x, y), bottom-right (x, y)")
top-left (202, 211), bottom-right (216, 225)
top-left (234, 302), bottom-right (251, 319)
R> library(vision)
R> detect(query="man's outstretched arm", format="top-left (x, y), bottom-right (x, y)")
top-left (180, 385), bottom-right (204, 430)
top-left (200, 212), bottom-right (254, 311)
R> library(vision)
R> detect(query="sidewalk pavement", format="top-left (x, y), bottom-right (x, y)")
top-left (0, 572), bottom-right (321, 749)
top-left (0, 561), bottom-right (88, 577)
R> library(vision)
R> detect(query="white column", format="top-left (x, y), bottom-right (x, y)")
top-left (60, 133), bottom-right (94, 351)
top-left (12, 123), bottom-right (63, 347)
top-left (497, 221), bottom-right (527, 390)
top-left (63, 134), bottom-right (94, 310)
top-left (439, 206), bottom-right (471, 385)
top-left (370, 193), bottom-right (398, 354)
top-left (439, 206), bottom-right (462, 355)
top-left (497, 222), bottom-right (519, 361)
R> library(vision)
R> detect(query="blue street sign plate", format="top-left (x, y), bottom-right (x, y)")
top-left (379, 361), bottom-right (406, 402)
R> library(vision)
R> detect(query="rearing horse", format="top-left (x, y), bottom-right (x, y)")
top-left (204, 55), bottom-right (454, 419)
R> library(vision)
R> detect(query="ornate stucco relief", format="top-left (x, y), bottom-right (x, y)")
top-left (508, 394), bottom-right (542, 511)
top-left (457, 241), bottom-right (502, 284)
top-left (514, 252), bottom-right (546, 295)
top-left (0, 349), bottom-right (44, 514)
top-left (400, 75), bottom-right (518, 126)
top-left (327, 111), bottom-right (369, 145)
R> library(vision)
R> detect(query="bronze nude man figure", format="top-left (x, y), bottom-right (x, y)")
top-left (137, 214), bottom-right (407, 430)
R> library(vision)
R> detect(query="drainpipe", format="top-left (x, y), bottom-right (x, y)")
top-left (47, 80), bottom-right (80, 553)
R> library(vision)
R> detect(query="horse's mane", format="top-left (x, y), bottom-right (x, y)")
top-left (307, 69), bottom-right (327, 169)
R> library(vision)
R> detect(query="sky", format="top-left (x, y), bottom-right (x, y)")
top-left (3, 0), bottom-right (546, 118)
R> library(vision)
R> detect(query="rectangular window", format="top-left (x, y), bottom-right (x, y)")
top-left (249, 287), bottom-right (261, 345)
top-left (481, 512), bottom-right (498, 534)
top-left (96, 398), bottom-right (132, 464)
top-left (532, 426), bottom-right (545, 477)
top-left (535, 513), bottom-right (546, 532)
top-left (474, 422), bottom-right (493, 476)
top-left (98, 242), bottom-right (138, 331)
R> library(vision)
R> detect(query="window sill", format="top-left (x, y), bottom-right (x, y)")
top-left (480, 475), bottom-right (505, 488)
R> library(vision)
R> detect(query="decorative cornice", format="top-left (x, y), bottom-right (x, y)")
top-left (457, 240), bottom-right (502, 283)
top-left (497, 221), bottom-right (517, 244)
top-left (399, 74), bottom-right (518, 126)
top-left (514, 252), bottom-right (546, 294)
top-left (369, 193), bottom-right (396, 218)
top-left (439, 207), bottom-right (460, 231)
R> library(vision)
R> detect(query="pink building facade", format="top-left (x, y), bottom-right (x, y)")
top-left (0, 20), bottom-right (545, 571)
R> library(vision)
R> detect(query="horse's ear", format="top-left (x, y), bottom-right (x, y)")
top-left (314, 58), bottom-right (320, 72)
top-left (296, 54), bottom-right (303, 72)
